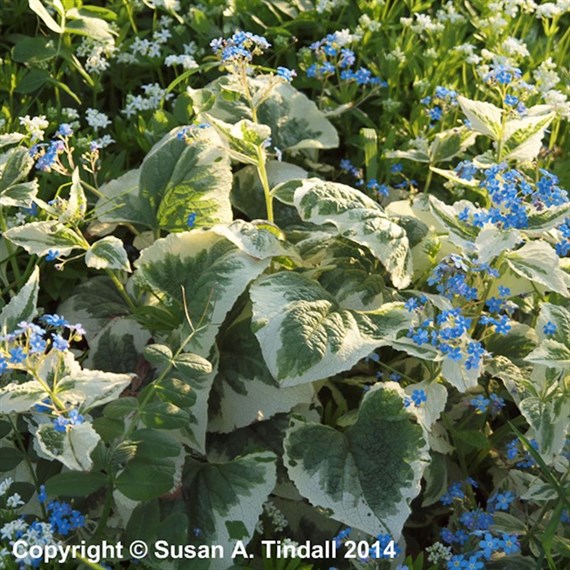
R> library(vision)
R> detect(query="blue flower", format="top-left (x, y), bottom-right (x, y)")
top-left (56, 123), bottom-right (73, 137)
top-left (471, 395), bottom-right (490, 413)
top-left (500, 533), bottom-right (520, 555)
top-left (9, 347), bottom-right (26, 364)
top-left (276, 66), bottom-right (297, 82)
top-left (462, 555), bottom-right (484, 570)
top-left (504, 94), bottom-right (519, 106)
top-left (187, 212), bottom-right (197, 228)
top-left (45, 250), bottom-right (60, 261)
top-left (543, 321), bottom-right (557, 335)
top-left (404, 298), bottom-right (419, 312)
top-left (411, 389), bottom-right (427, 406)
top-left (498, 286), bottom-right (511, 298)
top-left (38, 485), bottom-right (47, 503)
top-left (42, 314), bottom-right (69, 327)
top-left (478, 533), bottom-right (502, 558)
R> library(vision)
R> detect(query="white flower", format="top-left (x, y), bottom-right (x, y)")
top-left (501, 37), bottom-right (530, 58)
top-left (153, 28), bottom-right (172, 44)
top-left (411, 14), bottom-right (445, 34)
top-left (533, 58), bottom-right (560, 92)
top-left (543, 90), bottom-right (570, 119)
top-left (122, 83), bottom-right (174, 118)
top-left (454, 43), bottom-right (482, 64)
top-left (0, 477), bottom-right (13, 497)
top-left (19, 115), bottom-right (49, 142)
top-left (92, 134), bottom-right (116, 149)
top-left (386, 46), bottom-right (406, 64)
top-left (62, 107), bottom-right (80, 120)
top-left (164, 54), bottom-right (199, 70)
top-left (76, 37), bottom-right (116, 74)
top-left (333, 28), bottom-right (353, 46)
top-left (535, 2), bottom-right (561, 17)
top-left (85, 108), bottom-right (111, 132)
top-left (6, 493), bottom-right (24, 508)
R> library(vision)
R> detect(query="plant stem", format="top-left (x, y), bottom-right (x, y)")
top-left (105, 269), bottom-right (136, 312)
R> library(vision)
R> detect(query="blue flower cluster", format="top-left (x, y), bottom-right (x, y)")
top-left (427, 254), bottom-right (499, 302)
top-left (420, 86), bottom-right (458, 123)
top-left (52, 409), bottom-right (85, 433)
top-left (210, 31), bottom-right (270, 63)
top-left (404, 389), bottom-right (427, 408)
top-left (437, 480), bottom-right (521, 568)
top-left (505, 437), bottom-right (539, 468)
top-left (458, 165), bottom-right (568, 231)
top-left (339, 159), bottom-right (389, 197)
top-left (29, 124), bottom-right (72, 172)
top-left (405, 299), bottom-right (489, 368)
top-left (470, 393), bottom-right (505, 414)
top-left (307, 32), bottom-right (386, 87)
top-left (483, 63), bottom-right (521, 86)
top-left (46, 499), bottom-right (86, 536)
top-left (0, 317), bottom-right (85, 377)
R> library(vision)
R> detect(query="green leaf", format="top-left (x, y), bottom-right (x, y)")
top-left (65, 7), bottom-right (115, 41)
top-left (85, 236), bottom-right (131, 272)
top-left (250, 272), bottom-right (411, 386)
top-left (525, 339), bottom-right (570, 368)
top-left (210, 315), bottom-right (313, 433)
top-left (116, 430), bottom-right (182, 500)
top-left (232, 161), bottom-right (306, 225)
top-left (147, 128), bottom-right (233, 231)
top-left (86, 317), bottom-right (150, 373)
top-left (0, 134), bottom-right (26, 149)
top-left (429, 166), bottom-right (479, 188)
top-left (94, 127), bottom-right (233, 232)
top-left (192, 76), bottom-right (338, 151)
top-left (505, 241), bottom-right (569, 296)
top-left (441, 356), bottom-right (482, 392)
top-left (293, 179), bottom-right (412, 288)
top-left (0, 181), bottom-right (39, 208)
top-left (526, 202), bottom-right (570, 232)
top-left (0, 147), bottom-right (34, 191)
top-left (140, 401), bottom-right (190, 430)
top-left (502, 109), bottom-right (555, 162)
top-left (134, 231), bottom-right (271, 356)
top-left (58, 276), bottom-right (131, 339)
top-left (475, 225), bottom-right (522, 265)
top-left (12, 36), bottom-right (57, 64)
top-left (15, 69), bottom-right (50, 94)
top-left (518, 396), bottom-right (570, 462)
top-left (429, 126), bottom-right (477, 163)
top-left (206, 116), bottom-right (271, 164)
top-left (305, 236), bottom-right (386, 311)
top-left (283, 383), bottom-right (429, 539)
top-left (534, 302), bottom-right (570, 345)
top-left (211, 219), bottom-right (298, 261)
top-left (385, 149), bottom-right (430, 163)
top-left (45, 471), bottom-right (107, 497)
top-left (4, 221), bottom-right (86, 257)
top-left (457, 96), bottom-right (503, 140)
top-left (163, 353), bottom-right (215, 453)
top-left (35, 422), bottom-right (100, 471)
top-left (28, 0), bottom-right (63, 33)
top-left (0, 266), bottom-right (39, 334)
top-left (60, 168), bottom-right (87, 224)
top-left (428, 195), bottom-right (479, 242)
top-left (0, 380), bottom-right (47, 413)
top-left (0, 447), bottom-right (25, 471)
top-left (184, 451), bottom-right (277, 567)
top-left (57, 368), bottom-right (133, 410)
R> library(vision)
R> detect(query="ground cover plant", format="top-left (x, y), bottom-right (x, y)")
top-left (0, 0), bottom-right (569, 569)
